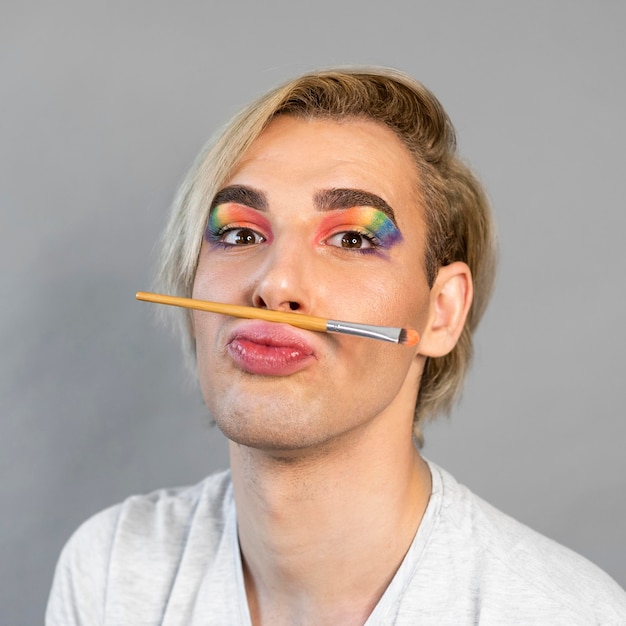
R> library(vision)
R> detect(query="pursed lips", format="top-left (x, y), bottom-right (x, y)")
top-left (226, 320), bottom-right (317, 376)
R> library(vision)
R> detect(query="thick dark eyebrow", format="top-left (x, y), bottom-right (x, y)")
top-left (211, 185), bottom-right (268, 211)
top-left (314, 188), bottom-right (398, 225)
top-left (211, 185), bottom-right (397, 225)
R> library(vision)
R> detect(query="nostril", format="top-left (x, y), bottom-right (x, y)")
top-left (289, 302), bottom-right (300, 311)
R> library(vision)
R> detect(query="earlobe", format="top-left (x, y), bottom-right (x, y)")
top-left (418, 262), bottom-right (473, 358)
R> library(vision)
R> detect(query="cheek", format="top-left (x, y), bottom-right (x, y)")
top-left (192, 306), bottom-right (231, 407)
top-left (360, 269), bottom-right (431, 329)
top-left (191, 256), bottom-right (232, 362)
top-left (191, 308), bottom-right (216, 365)
top-left (390, 278), bottom-right (431, 328)
top-left (192, 249), bottom-right (240, 302)
top-left (387, 247), bottom-right (433, 329)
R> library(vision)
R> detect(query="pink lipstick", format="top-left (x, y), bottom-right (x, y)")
top-left (227, 321), bottom-right (316, 376)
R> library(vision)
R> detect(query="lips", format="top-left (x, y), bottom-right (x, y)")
top-left (226, 321), bottom-right (316, 376)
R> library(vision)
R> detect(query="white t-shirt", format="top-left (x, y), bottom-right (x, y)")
top-left (46, 461), bottom-right (626, 625)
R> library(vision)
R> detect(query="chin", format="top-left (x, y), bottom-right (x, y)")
top-left (217, 415), bottom-right (326, 452)
top-left (211, 401), bottom-right (350, 457)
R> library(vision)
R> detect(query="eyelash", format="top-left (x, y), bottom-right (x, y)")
top-left (207, 224), bottom-right (267, 248)
top-left (325, 228), bottom-right (381, 254)
top-left (207, 223), bottom-right (382, 253)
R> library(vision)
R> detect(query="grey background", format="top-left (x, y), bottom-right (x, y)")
top-left (2, 1), bottom-right (625, 623)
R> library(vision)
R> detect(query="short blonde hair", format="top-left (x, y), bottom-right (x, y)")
top-left (157, 67), bottom-right (497, 439)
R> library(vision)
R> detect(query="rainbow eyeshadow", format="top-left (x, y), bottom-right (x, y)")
top-left (318, 206), bottom-right (403, 249)
top-left (205, 203), bottom-right (272, 242)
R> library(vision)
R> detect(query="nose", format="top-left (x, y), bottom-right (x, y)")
top-left (251, 235), bottom-right (312, 313)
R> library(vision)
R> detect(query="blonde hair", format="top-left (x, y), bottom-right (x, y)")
top-left (157, 67), bottom-right (497, 439)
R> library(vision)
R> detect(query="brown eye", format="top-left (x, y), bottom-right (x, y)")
top-left (222, 228), bottom-right (264, 245)
top-left (326, 230), bottom-right (376, 251)
top-left (338, 231), bottom-right (377, 249)
top-left (341, 233), bottom-right (364, 248)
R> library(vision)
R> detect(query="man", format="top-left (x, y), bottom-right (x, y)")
top-left (47, 68), bottom-right (626, 624)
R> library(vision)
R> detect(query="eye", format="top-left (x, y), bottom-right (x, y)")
top-left (327, 230), bottom-right (376, 250)
top-left (220, 227), bottom-right (266, 246)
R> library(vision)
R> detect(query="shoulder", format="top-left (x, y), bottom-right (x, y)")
top-left (423, 462), bottom-right (626, 623)
top-left (46, 470), bottom-right (233, 625)
top-left (72, 468), bottom-right (232, 558)
top-left (108, 468), bottom-right (233, 542)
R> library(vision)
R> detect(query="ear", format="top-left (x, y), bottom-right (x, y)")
top-left (418, 262), bottom-right (473, 358)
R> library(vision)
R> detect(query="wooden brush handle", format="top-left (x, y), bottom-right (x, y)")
top-left (136, 292), bottom-right (328, 333)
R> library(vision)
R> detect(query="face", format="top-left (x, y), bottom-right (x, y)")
top-left (192, 116), bottom-right (434, 453)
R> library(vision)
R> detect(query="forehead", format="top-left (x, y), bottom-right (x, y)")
top-left (225, 116), bottom-right (422, 220)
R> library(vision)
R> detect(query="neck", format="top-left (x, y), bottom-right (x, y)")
top-left (230, 415), bottom-right (432, 625)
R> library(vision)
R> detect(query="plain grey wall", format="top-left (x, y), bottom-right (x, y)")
top-left (2, 1), bottom-right (624, 622)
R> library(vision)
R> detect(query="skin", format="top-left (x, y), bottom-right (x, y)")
top-left (192, 116), bottom-right (473, 625)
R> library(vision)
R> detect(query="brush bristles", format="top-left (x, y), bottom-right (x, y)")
top-left (399, 328), bottom-right (420, 347)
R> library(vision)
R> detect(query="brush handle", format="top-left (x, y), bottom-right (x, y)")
top-left (136, 292), bottom-right (328, 333)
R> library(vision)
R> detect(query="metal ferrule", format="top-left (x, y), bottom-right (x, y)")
top-left (325, 320), bottom-right (402, 343)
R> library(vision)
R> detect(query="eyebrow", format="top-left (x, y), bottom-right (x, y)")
top-left (211, 185), bottom-right (398, 225)
top-left (211, 185), bottom-right (268, 211)
top-left (314, 189), bottom-right (398, 225)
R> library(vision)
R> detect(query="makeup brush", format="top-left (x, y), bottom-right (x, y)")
top-left (136, 292), bottom-right (419, 346)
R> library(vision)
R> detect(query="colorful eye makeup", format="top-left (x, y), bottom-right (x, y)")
top-left (317, 206), bottom-right (403, 251)
top-left (205, 203), bottom-right (272, 245)
top-left (206, 202), bottom-right (403, 253)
